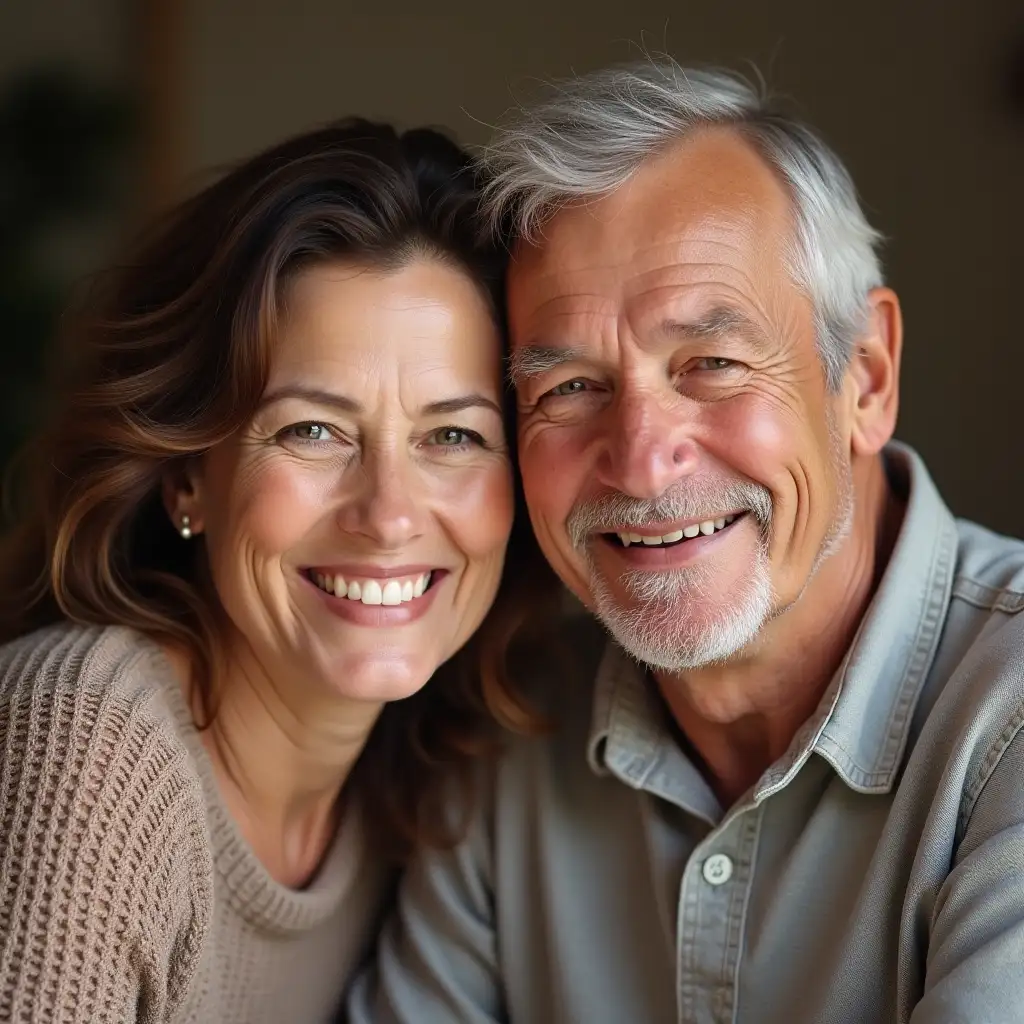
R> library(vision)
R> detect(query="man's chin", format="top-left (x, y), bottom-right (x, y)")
top-left (596, 570), bottom-right (746, 618)
top-left (590, 571), bottom-right (776, 672)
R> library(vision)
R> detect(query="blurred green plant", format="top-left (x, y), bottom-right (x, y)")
top-left (0, 65), bottom-right (135, 476)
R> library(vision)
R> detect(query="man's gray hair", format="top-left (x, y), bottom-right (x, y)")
top-left (480, 60), bottom-right (884, 389)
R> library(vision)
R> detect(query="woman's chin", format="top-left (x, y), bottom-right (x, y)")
top-left (321, 650), bottom-right (439, 705)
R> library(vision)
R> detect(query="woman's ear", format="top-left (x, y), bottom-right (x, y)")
top-left (847, 287), bottom-right (903, 457)
top-left (161, 460), bottom-right (205, 538)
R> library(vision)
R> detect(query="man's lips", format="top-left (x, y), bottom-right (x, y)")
top-left (599, 511), bottom-right (746, 549)
top-left (581, 512), bottom-right (750, 572)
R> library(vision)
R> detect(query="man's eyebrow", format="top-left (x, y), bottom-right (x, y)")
top-left (507, 345), bottom-right (589, 386)
top-left (662, 307), bottom-right (771, 351)
top-left (258, 385), bottom-right (502, 417)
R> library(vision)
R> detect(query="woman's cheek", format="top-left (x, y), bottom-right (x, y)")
top-left (429, 459), bottom-right (515, 559)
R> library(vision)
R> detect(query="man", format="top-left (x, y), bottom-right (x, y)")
top-left (348, 60), bottom-right (1024, 1023)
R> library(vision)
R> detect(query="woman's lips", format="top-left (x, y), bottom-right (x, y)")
top-left (301, 568), bottom-right (448, 626)
top-left (308, 568), bottom-right (433, 606)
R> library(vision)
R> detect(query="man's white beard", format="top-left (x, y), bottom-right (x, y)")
top-left (579, 437), bottom-right (855, 673)
top-left (585, 530), bottom-right (777, 671)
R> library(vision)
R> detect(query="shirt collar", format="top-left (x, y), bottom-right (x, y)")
top-left (807, 442), bottom-right (957, 793)
top-left (587, 442), bottom-right (959, 802)
top-left (586, 641), bottom-right (722, 823)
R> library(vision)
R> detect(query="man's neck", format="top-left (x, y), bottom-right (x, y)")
top-left (655, 458), bottom-right (903, 808)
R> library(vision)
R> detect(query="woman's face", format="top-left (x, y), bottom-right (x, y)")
top-left (188, 259), bottom-right (513, 704)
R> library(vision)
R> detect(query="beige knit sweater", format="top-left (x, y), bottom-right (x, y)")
top-left (0, 622), bottom-right (394, 1023)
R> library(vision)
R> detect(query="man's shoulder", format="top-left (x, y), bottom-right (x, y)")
top-left (908, 520), bottom-right (1024, 796)
top-left (485, 608), bottom-right (613, 812)
top-left (952, 517), bottom-right (1024, 614)
top-left (933, 517), bottom-right (1024, 723)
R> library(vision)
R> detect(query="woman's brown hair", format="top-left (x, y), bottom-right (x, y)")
top-left (0, 118), bottom-right (558, 861)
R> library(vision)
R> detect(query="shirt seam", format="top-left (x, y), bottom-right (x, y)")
top-left (959, 698), bottom-right (1024, 829)
top-left (950, 575), bottom-right (1024, 614)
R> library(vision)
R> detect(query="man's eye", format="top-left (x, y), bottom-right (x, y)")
top-left (546, 379), bottom-right (590, 398)
top-left (694, 357), bottom-right (737, 372)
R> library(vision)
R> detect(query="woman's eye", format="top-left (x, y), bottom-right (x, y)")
top-left (282, 422), bottom-right (335, 443)
top-left (428, 426), bottom-right (482, 448)
top-left (546, 379), bottom-right (590, 398)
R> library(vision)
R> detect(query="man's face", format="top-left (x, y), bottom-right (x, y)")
top-left (507, 129), bottom-right (856, 671)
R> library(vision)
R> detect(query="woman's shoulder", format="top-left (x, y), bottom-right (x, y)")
top-left (0, 622), bottom-right (215, 1018)
top-left (0, 618), bottom-right (182, 720)
top-left (0, 619), bottom-right (211, 864)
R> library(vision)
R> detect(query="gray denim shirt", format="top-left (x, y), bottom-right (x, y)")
top-left (348, 443), bottom-right (1024, 1024)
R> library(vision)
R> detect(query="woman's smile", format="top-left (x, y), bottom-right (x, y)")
top-left (302, 564), bottom-right (448, 625)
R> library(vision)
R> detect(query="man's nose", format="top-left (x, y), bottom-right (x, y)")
top-left (595, 386), bottom-right (699, 499)
top-left (339, 449), bottom-right (425, 549)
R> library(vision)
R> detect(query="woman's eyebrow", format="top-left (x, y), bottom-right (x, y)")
top-left (259, 386), bottom-right (502, 417)
top-left (259, 385), bottom-right (363, 413)
top-left (421, 395), bottom-right (503, 416)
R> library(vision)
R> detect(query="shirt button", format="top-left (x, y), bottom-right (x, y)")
top-left (702, 853), bottom-right (734, 886)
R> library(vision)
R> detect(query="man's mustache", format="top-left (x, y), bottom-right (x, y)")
top-left (566, 479), bottom-right (774, 550)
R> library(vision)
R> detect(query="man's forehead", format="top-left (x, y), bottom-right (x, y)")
top-left (507, 129), bottom-right (792, 298)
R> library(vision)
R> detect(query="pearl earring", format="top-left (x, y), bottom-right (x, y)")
top-left (179, 514), bottom-right (192, 540)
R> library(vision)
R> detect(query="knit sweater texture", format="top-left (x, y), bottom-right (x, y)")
top-left (0, 622), bottom-right (393, 1023)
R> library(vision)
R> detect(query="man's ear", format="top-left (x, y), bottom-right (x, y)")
top-left (161, 459), bottom-right (205, 537)
top-left (846, 287), bottom-right (903, 457)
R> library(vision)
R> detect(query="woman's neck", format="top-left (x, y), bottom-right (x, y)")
top-left (168, 639), bottom-right (382, 887)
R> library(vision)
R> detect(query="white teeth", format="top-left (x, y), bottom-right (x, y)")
top-left (312, 570), bottom-right (433, 605)
top-left (614, 515), bottom-right (740, 548)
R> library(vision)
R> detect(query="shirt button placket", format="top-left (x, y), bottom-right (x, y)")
top-left (677, 814), bottom-right (759, 1024)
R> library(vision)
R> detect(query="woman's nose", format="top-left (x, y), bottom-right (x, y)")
top-left (338, 450), bottom-right (426, 549)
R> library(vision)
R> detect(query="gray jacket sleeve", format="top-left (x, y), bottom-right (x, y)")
top-left (911, 712), bottom-right (1024, 1022)
top-left (346, 792), bottom-right (505, 1024)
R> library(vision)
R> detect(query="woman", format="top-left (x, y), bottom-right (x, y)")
top-left (0, 119), bottom-right (551, 1023)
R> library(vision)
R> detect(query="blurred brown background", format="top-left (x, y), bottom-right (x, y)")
top-left (1, 0), bottom-right (1021, 531)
